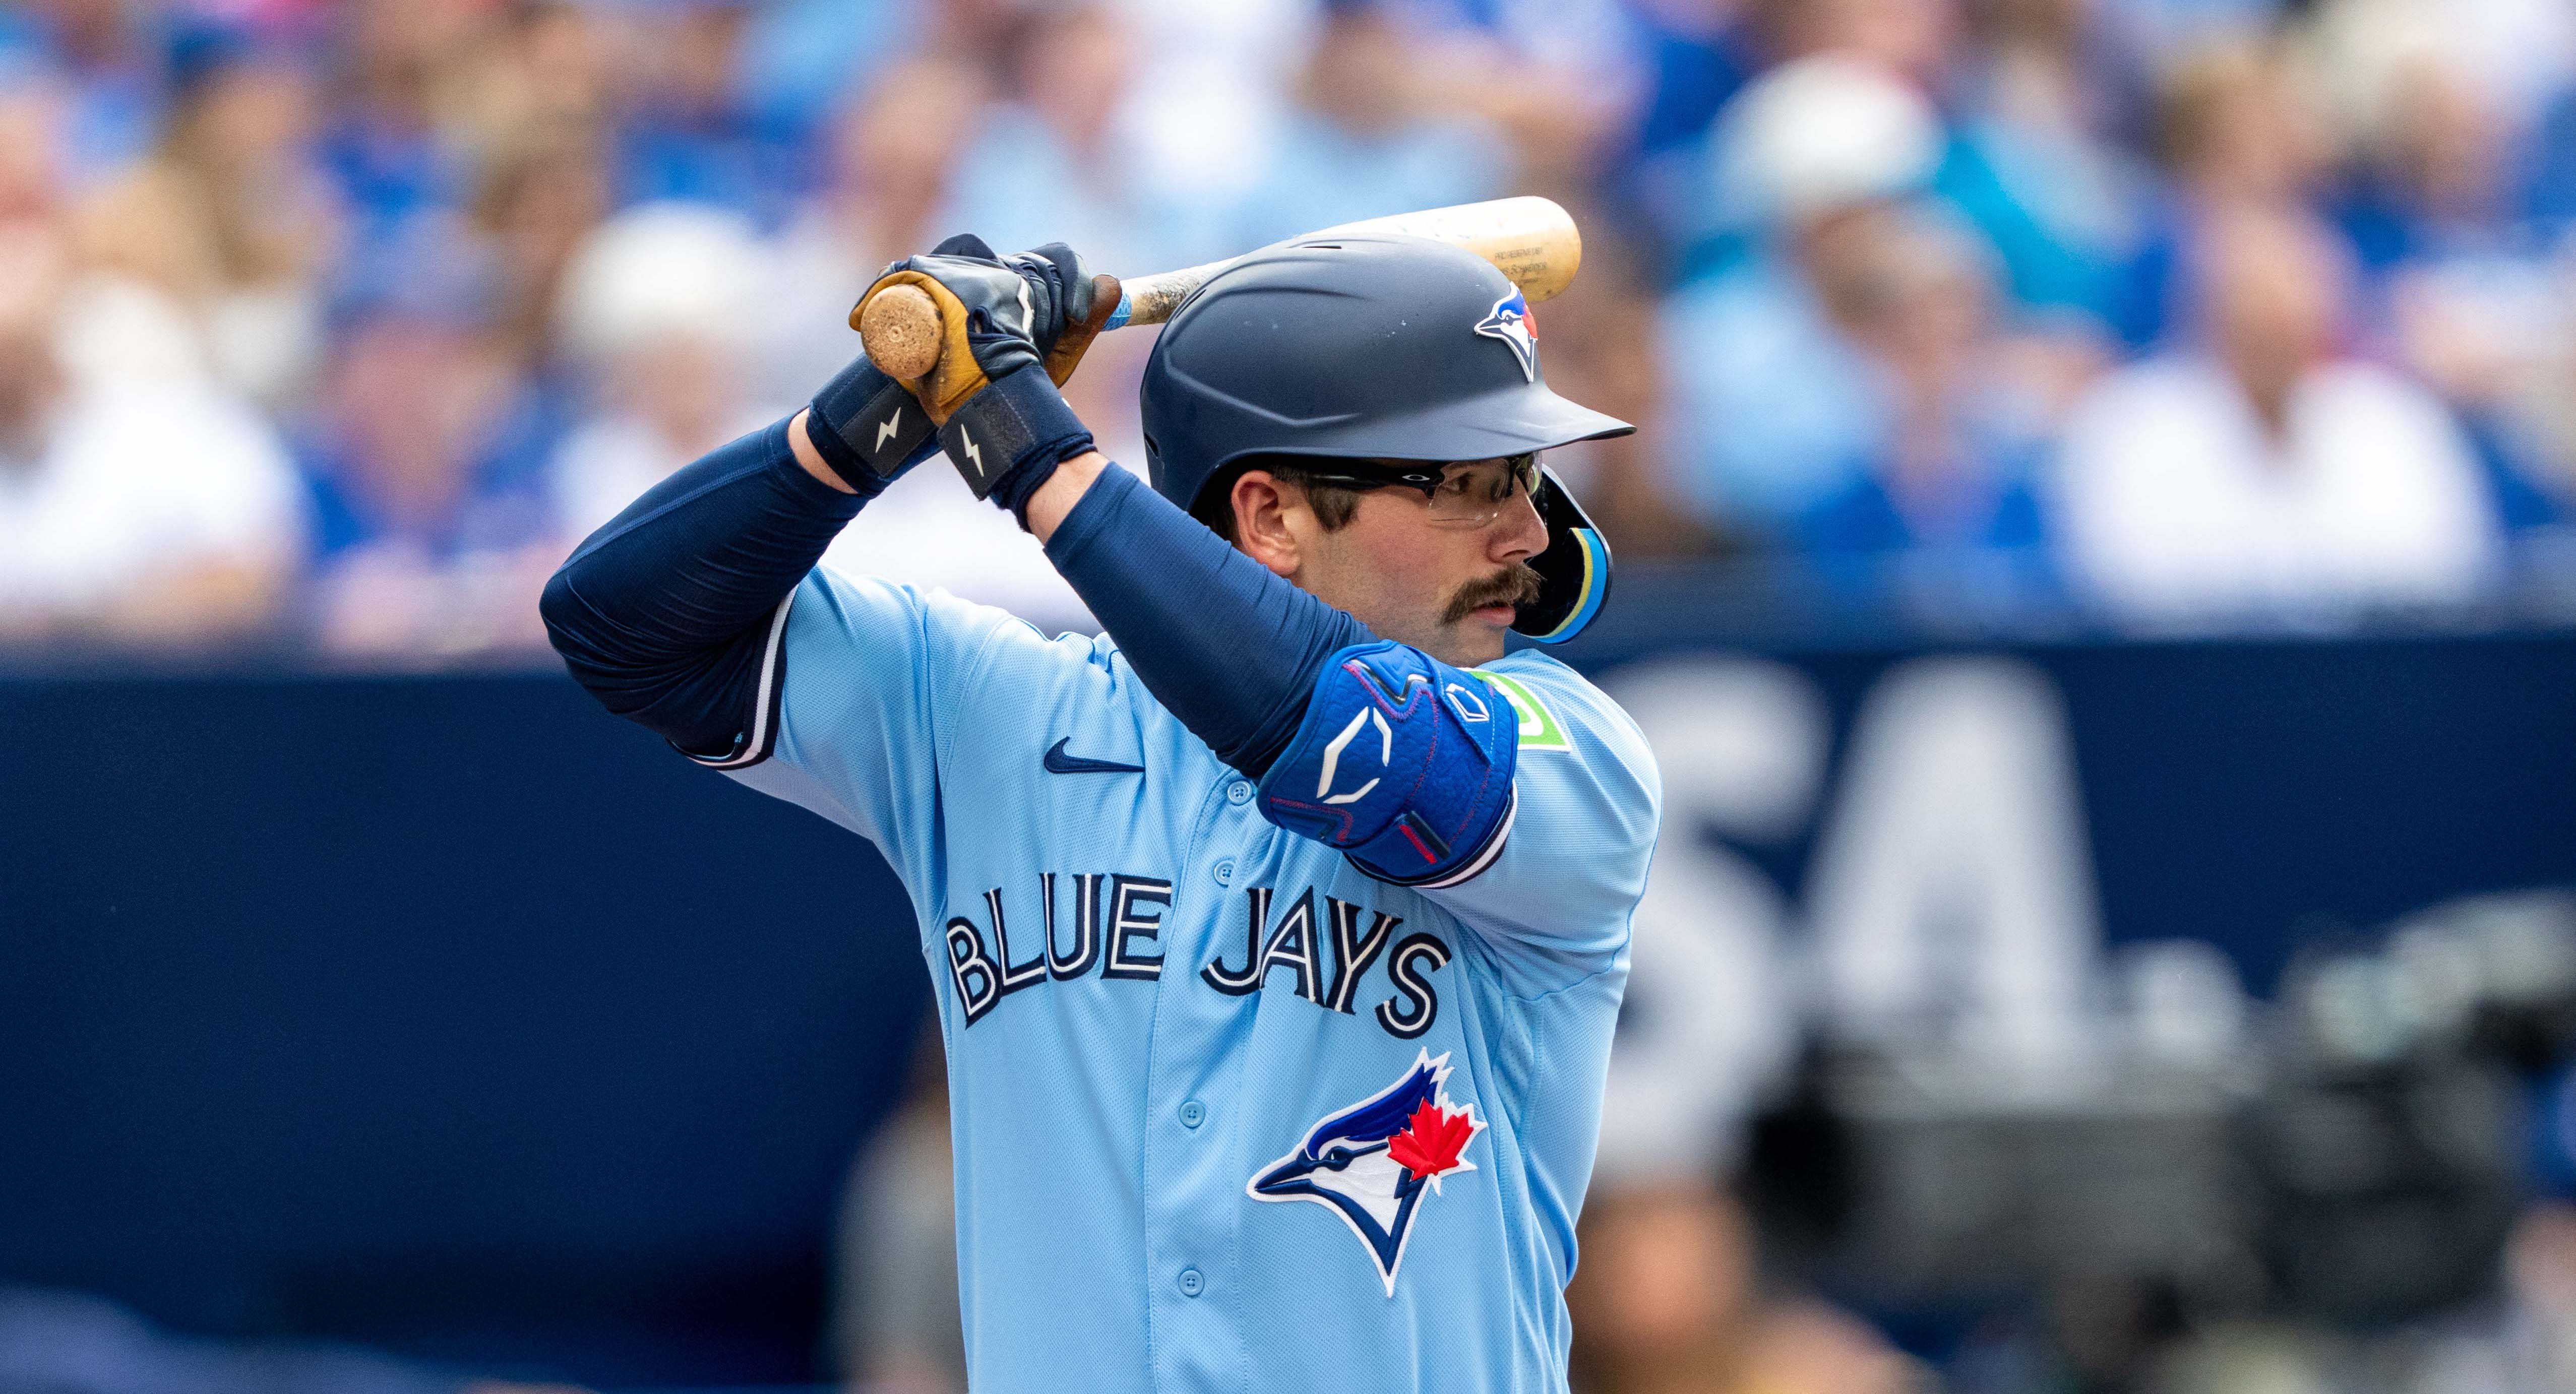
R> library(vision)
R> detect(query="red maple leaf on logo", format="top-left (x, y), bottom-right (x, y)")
top-left (1388, 1099), bottom-right (1479, 1190)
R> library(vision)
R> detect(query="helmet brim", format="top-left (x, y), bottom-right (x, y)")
top-left (1201, 381), bottom-right (1634, 486)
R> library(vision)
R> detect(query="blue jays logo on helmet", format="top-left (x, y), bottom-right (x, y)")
top-left (1473, 290), bottom-right (1539, 383)
top-left (1247, 1049), bottom-right (1484, 1295)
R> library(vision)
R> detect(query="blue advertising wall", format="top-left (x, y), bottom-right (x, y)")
top-left (4, 601), bottom-right (2573, 1385)
top-left (0, 671), bottom-right (929, 1384)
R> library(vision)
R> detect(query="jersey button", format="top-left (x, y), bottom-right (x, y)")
top-left (1212, 858), bottom-right (1234, 886)
top-left (1178, 1267), bottom-right (1205, 1298)
top-left (1180, 1099), bottom-right (1206, 1128)
top-left (1226, 780), bottom-right (1254, 805)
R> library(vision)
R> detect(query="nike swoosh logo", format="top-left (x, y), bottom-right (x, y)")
top-left (1044, 737), bottom-right (1144, 775)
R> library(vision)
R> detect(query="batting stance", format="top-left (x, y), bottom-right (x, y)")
top-left (542, 231), bottom-right (1661, 1391)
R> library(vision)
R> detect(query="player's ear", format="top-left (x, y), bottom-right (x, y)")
top-left (1231, 470), bottom-right (1303, 579)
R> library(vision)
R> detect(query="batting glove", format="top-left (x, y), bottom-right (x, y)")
top-left (854, 235), bottom-right (1110, 520)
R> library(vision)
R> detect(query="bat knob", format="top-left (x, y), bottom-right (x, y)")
top-left (858, 284), bottom-right (944, 382)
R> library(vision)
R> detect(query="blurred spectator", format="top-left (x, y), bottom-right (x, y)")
top-left (1623, 0), bottom-right (1759, 169)
top-left (834, 1052), bottom-right (966, 1394)
top-left (1221, 8), bottom-right (1510, 250)
top-left (2508, 1203), bottom-right (2576, 1390)
top-left (74, 21), bottom-right (340, 406)
top-left (935, 5), bottom-right (1190, 274)
top-left (734, 0), bottom-right (921, 144)
top-left (2528, 83), bottom-right (2576, 236)
top-left (765, 56), bottom-right (990, 399)
top-left (0, 0), bottom-right (2561, 656)
top-left (1636, 0), bottom-right (1956, 266)
top-left (1791, 208), bottom-right (2060, 605)
top-left (0, 216), bottom-right (304, 647)
top-left (1934, 0), bottom-right (2162, 346)
top-left (2301, 0), bottom-right (2575, 532)
top-left (1658, 55), bottom-right (1947, 533)
top-left (296, 238), bottom-right (560, 659)
top-left (2309, 0), bottom-right (2541, 276)
top-left (317, 0), bottom-right (485, 259)
top-left (547, 202), bottom-right (776, 540)
top-left (1758, 0), bottom-right (1958, 86)
top-left (1525, 232), bottom-right (1715, 559)
top-left (1568, 1180), bottom-right (1924, 1394)
top-left (1390, 0), bottom-right (1644, 189)
top-left (1616, 0), bottom-right (1761, 272)
top-left (1103, 0), bottom-right (1312, 225)
top-left (471, 114), bottom-right (615, 375)
top-left (2154, 39), bottom-right (2326, 213)
top-left (452, 0), bottom-right (620, 146)
top-left (2123, 38), bottom-right (2331, 360)
top-left (616, 1), bottom-right (804, 227)
top-left (7, 0), bottom-right (166, 180)
top-left (2053, 204), bottom-right (2501, 625)
top-left (0, 74), bottom-right (68, 245)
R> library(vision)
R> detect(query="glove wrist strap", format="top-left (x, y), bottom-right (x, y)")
top-left (808, 355), bottom-right (939, 495)
top-left (938, 364), bottom-right (1095, 525)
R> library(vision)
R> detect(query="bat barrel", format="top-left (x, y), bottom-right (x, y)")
top-left (855, 197), bottom-right (1577, 383)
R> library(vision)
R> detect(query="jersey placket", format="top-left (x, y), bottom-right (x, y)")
top-left (1135, 770), bottom-right (1268, 1392)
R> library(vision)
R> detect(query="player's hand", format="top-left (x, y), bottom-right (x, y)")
top-left (852, 234), bottom-right (1116, 425)
top-left (1004, 238), bottom-right (1117, 387)
top-left (854, 233), bottom-right (1102, 519)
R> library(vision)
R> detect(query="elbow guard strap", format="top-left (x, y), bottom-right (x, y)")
top-left (1256, 642), bottom-right (1519, 889)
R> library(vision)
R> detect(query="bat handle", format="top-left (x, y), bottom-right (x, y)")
top-left (857, 285), bottom-right (947, 382)
top-left (856, 260), bottom-right (1226, 382)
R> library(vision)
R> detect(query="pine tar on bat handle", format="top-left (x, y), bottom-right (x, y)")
top-left (854, 196), bottom-right (1585, 384)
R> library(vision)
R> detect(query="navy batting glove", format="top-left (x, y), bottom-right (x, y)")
top-left (919, 234), bottom-right (1100, 370)
top-left (806, 235), bottom-right (1098, 496)
top-left (886, 236), bottom-right (1097, 522)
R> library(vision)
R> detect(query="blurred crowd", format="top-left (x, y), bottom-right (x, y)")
top-left (2, 0), bottom-right (2574, 657)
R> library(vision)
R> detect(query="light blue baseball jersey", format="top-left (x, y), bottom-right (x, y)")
top-left (707, 564), bottom-right (1661, 1392)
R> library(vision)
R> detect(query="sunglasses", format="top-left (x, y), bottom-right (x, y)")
top-left (1291, 454), bottom-right (1546, 527)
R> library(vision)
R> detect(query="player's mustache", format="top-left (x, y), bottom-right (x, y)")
top-left (1442, 564), bottom-right (1545, 624)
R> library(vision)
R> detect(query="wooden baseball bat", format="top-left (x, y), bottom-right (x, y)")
top-left (855, 196), bottom-right (1584, 383)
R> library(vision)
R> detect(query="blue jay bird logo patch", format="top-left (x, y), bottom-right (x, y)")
top-left (1474, 290), bottom-right (1539, 382)
top-left (1248, 1050), bottom-right (1484, 1294)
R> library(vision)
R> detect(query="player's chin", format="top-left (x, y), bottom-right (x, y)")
top-left (1450, 608), bottom-right (1516, 664)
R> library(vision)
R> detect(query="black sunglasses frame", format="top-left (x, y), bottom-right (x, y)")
top-left (1283, 454), bottom-right (1546, 513)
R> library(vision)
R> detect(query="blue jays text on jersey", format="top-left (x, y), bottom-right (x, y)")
top-left (705, 571), bottom-right (1661, 1393)
top-left (941, 872), bottom-right (1450, 1038)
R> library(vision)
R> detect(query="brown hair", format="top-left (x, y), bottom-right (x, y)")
top-left (1198, 455), bottom-right (1366, 542)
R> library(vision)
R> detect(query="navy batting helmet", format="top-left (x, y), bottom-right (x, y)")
top-left (1139, 233), bottom-right (1633, 644)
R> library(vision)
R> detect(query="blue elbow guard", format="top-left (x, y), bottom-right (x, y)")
top-left (1256, 642), bottom-right (1519, 889)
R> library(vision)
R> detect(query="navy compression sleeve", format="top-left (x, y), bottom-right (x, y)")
top-left (1042, 465), bottom-right (1371, 777)
top-left (541, 416), bottom-right (877, 758)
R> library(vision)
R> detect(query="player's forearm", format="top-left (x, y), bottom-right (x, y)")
top-left (1023, 449), bottom-right (1109, 540)
top-left (789, 410), bottom-right (858, 494)
top-left (1041, 463), bottom-right (1371, 776)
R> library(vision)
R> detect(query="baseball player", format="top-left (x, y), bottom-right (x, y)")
top-left (542, 231), bottom-right (1661, 1391)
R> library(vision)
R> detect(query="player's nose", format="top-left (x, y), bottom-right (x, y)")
top-left (1488, 487), bottom-right (1547, 564)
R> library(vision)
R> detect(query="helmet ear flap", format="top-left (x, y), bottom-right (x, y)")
top-left (1512, 468), bottom-right (1612, 644)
